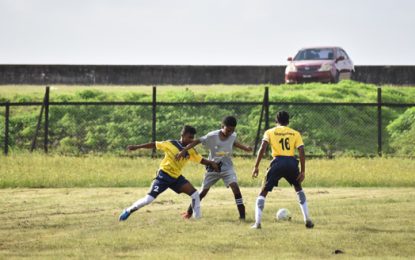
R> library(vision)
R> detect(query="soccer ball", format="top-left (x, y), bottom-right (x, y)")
top-left (276, 208), bottom-right (292, 221)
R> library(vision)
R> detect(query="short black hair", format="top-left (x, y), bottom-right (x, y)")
top-left (276, 111), bottom-right (289, 125)
top-left (181, 125), bottom-right (197, 135)
top-left (222, 116), bottom-right (237, 127)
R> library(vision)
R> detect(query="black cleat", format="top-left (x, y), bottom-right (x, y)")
top-left (305, 219), bottom-right (314, 229)
top-left (251, 223), bottom-right (262, 229)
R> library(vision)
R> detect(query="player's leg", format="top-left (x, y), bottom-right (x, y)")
top-left (178, 181), bottom-right (202, 218)
top-left (183, 188), bottom-right (210, 219)
top-left (251, 187), bottom-right (269, 229)
top-left (222, 169), bottom-right (245, 219)
top-left (229, 182), bottom-right (245, 220)
top-left (182, 172), bottom-right (220, 219)
top-left (252, 165), bottom-right (280, 229)
top-left (293, 184), bottom-right (314, 228)
top-left (288, 159), bottom-right (314, 229)
top-left (119, 174), bottom-right (168, 221)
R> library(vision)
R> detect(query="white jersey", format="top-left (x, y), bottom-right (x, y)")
top-left (199, 130), bottom-right (236, 171)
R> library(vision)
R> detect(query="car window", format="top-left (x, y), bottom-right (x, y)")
top-left (340, 49), bottom-right (349, 59)
top-left (294, 48), bottom-right (335, 61)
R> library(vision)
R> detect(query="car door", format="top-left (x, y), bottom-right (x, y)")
top-left (339, 49), bottom-right (353, 79)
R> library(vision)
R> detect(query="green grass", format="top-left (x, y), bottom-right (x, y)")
top-left (1, 154), bottom-right (415, 188)
top-left (1, 81), bottom-right (415, 103)
top-left (0, 187), bottom-right (414, 259)
top-left (1, 84), bottom-right (414, 258)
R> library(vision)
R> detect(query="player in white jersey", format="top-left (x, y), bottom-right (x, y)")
top-left (176, 116), bottom-right (252, 220)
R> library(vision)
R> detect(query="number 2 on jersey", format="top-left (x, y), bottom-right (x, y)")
top-left (279, 137), bottom-right (290, 150)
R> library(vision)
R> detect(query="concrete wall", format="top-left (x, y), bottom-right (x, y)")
top-left (0, 65), bottom-right (414, 85)
top-left (351, 66), bottom-right (415, 85)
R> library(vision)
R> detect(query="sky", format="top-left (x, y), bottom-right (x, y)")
top-left (0, 0), bottom-right (414, 65)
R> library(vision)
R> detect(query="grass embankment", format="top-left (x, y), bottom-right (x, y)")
top-left (1, 154), bottom-right (414, 188)
top-left (0, 187), bottom-right (414, 259)
top-left (1, 81), bottom-right (415, 103)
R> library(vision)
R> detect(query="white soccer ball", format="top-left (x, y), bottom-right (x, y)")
top-left (276, 208), bottom-right (292, 221)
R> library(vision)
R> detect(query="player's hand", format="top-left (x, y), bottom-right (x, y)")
top-left (127, 145), bottom-right (137, 151)
top-left (252, 167), bottom-right (259, 178)
top-left (297, 171), bottom-right (305, 183)
top-left (175, 150), bottom-right (187, 160)
top-left (245, 146), bottom-right (253, 152)
top-left (211, 162), bottom-right (220, 172)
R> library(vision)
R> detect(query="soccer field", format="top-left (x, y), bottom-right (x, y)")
top-left (1, 187), bottom-right (414, 259)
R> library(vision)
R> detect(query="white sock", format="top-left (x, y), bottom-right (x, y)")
top-left (297, 190), bottom-right (310, 222)
top-left (255, 196), bottom-right (266, 225)
top-left (127, 195), bottom-right (155, 213)
top-left (191, 191), bottom-right (201, 218)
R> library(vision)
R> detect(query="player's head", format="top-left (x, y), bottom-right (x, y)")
top-left (221, 116), bottom-right (237, 137)
top-left (181, 125), bottom-right (197, 145)
top-left (276, 111), bottom-right (289, 126)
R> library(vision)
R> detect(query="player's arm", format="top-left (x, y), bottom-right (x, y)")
top-left (252, 140), bottom-right (268, 178)
top-left (127, 142), bottom-right (155, 151)
top-left (200, 158), bottom-right (220, 172)
top-left (233, 141), bottom-right (253, 152)
top-left (297, 145), bottom-right (306, 183)
top-left (175, 139), bottom-right (201, 160)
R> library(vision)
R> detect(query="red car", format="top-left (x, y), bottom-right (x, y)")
top-left (285, 46), bottom-right (354, 84)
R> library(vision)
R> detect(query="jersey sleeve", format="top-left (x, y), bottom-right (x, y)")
top-left (262, 129), bottom-right (271, 143)
top-left (155, 141), bottom-right (168, 151)
top-left (295, 132), bottom-right (304, 148)
top-left (199, 134), bottom-right (209, 146)
top-left (188, 148), bottom-right (203, 163)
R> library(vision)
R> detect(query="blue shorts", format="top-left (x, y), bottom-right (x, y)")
top-left (148, 170), bottom-right (190, 198)
top-left (263, 156), bottom-right (300, 192)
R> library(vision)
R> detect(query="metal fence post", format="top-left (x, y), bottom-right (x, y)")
top-left (377, 87), bottom-right (382, 156)
top-left (152, 86), bottom-right (157, 157)
top-left (264, 86), bottom-right (269, 130)
top-left (31, 95), bottom-right (46, 152)
top-left (4, 102), bottom-right (10, 155)
top-left (253, 88), bottom-right (267, 156)
top-left (44, 86), bottom-right (50, 153)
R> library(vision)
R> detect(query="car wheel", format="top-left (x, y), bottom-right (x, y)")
top-left (331, 71), bottom-right (340, 83)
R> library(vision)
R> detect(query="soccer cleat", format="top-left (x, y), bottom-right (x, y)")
top-left (181, 212), bottom-right (192, 219)
top-left (251, 223), bottom-right (261, 229)
top-left (305, 219), bottom-right (314, 229)
top-left (119, 209), bottom-right (131, 221)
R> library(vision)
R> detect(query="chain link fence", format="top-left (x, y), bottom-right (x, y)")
top-left (1, 87), bottom-right (414, 157)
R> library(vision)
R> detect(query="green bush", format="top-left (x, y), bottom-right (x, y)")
top-left (387, 107), bottom-right (415, 156)
top-left (1, 83), bottom-right (414, 156)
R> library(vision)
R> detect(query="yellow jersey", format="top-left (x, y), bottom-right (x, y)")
top-left (263, 125), bottom-right (304, 157)
top-left (155, 140), bottom-right (203, 178)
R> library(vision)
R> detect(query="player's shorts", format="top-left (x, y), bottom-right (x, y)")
top-left (148, 169), bottom-right (190, 198)
top-left (201, 168), bottom-right (238, 190)
top-left (262, 156), bottom-right (300, 192)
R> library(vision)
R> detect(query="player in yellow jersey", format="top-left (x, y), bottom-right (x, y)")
top-left (251, 111), bottom-right (314, 229)
top-left (119, 125), bottom-right (219, 221)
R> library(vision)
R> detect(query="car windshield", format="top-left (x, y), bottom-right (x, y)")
top-left (294, 48), bottom-right (334, 61)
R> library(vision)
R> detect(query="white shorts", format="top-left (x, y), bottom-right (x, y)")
top-left (201, 169), bottom-right (238, 190)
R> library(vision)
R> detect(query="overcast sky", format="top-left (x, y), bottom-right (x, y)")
top-left (1, 0), bottom-right (414, 65)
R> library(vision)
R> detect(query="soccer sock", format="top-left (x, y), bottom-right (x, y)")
top-left (234, 193), bottom-right (245, 219)
top-left (297, 190), bottom-right (310, 222)
top-left (127, 195), bottom-right (155, 213)
top-left (255, 196), bottom-right (265, 225)
top-left (191, 191), bottom-right (201, 218)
